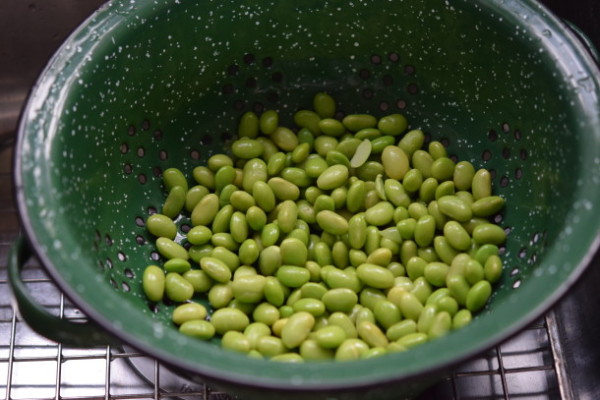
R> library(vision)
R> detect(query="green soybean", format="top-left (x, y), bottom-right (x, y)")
top-left (156, 237), bottom-right (189, 260)
top-left (313, 92), bottom-right (336, 118)
top-left (453, 161), bottom-right (475, 190)
top-left (472, 169), bottom-right (492, 200)
top-left (443, 221), bottom-right (472, 251)
top-left (356, 263), bottom-right (395, 289)
top-left (398, 129), bottom-right (425, 157)
top-left (381, 146), bottom-right (410, 180)
top-left (238, 111), bottom-right (260, 138)
top-left (322, 288), bottom-right (358, 313)
top-left (163, 168), bottom-right (188, 192)
top-left (316, 210), bottom-right (349, 236)
top-left (295, 110), bottom-right (322, 135)
top-left (378, 114), bottom-right (408, 136)
top-left (211, 307), bottom-right (250, 334)
top-left (473, 223), bottom-right (507, 245)
top-left (165, 272), bottom-right (194, 302)
top-left (343, 114), bottom-right (377, 132)
top-left (466, 280), bottom-right (492, 312)
top-left (162, 186), bottom-right (186, 218)
top-left (200, 257), bottom-right (232, 283)
top-left (281, 311), bottom-right (315, 349)
top-left (143, 265), bottom-right (165, 302)
top-left (146, 214), bottom-right (177, 239)
top-left (179, 320), bottom-right (215, 340)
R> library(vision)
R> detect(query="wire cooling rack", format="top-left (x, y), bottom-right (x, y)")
top-left (0, 143), bottom-right (566, 400)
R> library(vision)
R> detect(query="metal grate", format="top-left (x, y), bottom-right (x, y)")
top-left (0, 143), bottom-right (565, 400)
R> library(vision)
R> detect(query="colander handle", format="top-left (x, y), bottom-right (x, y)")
top-left (8, 236), bottom-right (121, 348)
top-left (564, 20), bottom-right (600, 66)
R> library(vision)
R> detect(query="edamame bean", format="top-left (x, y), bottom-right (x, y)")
top-left (164, 258), bottom-right (191, 274)
top-left (179, 320), bottom-right (215, 340)
top-left (231, 137), bottom-right (264, 160)
top-left (246, 206), bottom-right (267, 231)
top-left (447, 274), bottom-right (471, 306)
top-left (293, 298), bottom-right (326, 317)
top-left (365, 202), bottom-right (395, 226)
top-left (443, 221), bottom-right (471, 251)
top-left (260, 110), bottom-right (279, 135)
top-left (271, 127), bottom-right (299, 151)
top-left (371, 135), bottom-right (396, 153)
top-left (472, 169), bottom-right (492, 200)
top-left (414, 215), bottom-right (436, 248)
top-left (156, 237), bottom-right (189, 260)
top-left (185, 185), bottom-right (210, 212)
top-left (472, 196), bottom-right (505, 217)
top-left (381, 146), bottom-right (410, 180)
top-left (424, 262), bottom-right (450, 287)
top-left (281, 311), bottom-right (315, 348)
top-left (313, 92), bottom-right (336, 118)
top-left (280, 238), bottom-right (308, 266)
top-left (473, 223), bottom-right (507, 245)
top-left (232, 275), bottom-right (266, 303)
top-left (378, 114), bottom-right (408, 136)
top-left (428, 311), bottom-right (452, 339)
top-left (294, 110), bottom-right (322, 135)
top-left (453, 161), bottom-right (475, 190)
top-left (299, 340), bottom-right (334, 361)
top-left (165, 272), bottom-right (194, 302)
top-left (162, 186), bottom-right (186, 218)
top-left (316, 210), bottom-right (349, 236)
top-left (466, 280), bottom-right (492, 312)
top-left (398, 129), bottom-right (425, 157)
top-left (438, 195), bottom-right (473, 222)
top-left (200, 257), bottom-right (232, 283)
top-left (412, 150), bottom-right (434, 178)
top-left (316, 165), bottom-right (349, 190)
top-left (356, 263), bottom-right (395, 289)
top-left (343, 114), bottom-right (377, 132)
top-left (192, 166), bottom-right (215, 189)
top-left (373, 300), bottom-right (401, 329)
top-left (431, 157), bottom-right (455, 181)
top-left (485, 255), bottom-right (503, 283)
top-left (191, 193), bottom-right (219, 226)
top-left (357, 321), bottom-right (389, 348)
top-left (386, 319), bottom-right (418, 341)
top-left (143, 265), bottom-right (165, 302)
top-left (322, 288), bottom-right (358, 313)
top-left (335, 338), bottom-right (370, 361)
top-left (183, 269), bottom-right (213, 293)
top-left (277, 200), bottom-right (298, 233)
top-left (163, 168), bottom-right (188, 192)
top-left (268, 177), bottom-right (300, 201)
top-left (230, 211), bottom-right (249, 243)
top-left (187, 226), bottom-right (212, 246)
top-left (172, 303), bottom-right (208, 325)
top-left (277, 266), bottom-right (311, 288)
top-left (211, 307), bottom-right (250, 334)
top-left (419, 178), bottom-right (439, 203)
top-left (238, 111), bottom-right (259, 138)
top-left (319, 118), bottom-right (346, 136)
top-left (146, 214), bottom-right (177, 239)
top-left (453, 309), bottom-right (473, 329)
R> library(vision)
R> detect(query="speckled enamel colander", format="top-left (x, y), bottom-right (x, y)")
top-left (9, 0), bottom-right (600, 399)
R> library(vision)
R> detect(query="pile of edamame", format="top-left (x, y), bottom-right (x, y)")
top-left (142, 92), bottom-right (506, 362)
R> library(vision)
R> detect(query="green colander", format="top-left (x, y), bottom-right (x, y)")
top-left (9, 0), bottom-right (600, 399)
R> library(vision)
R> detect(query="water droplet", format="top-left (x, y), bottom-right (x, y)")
top-left (541, 29), bottom-right (551, 37)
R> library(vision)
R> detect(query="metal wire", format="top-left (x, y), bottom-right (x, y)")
top-left (0, 140), bottom-right (564, 400)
